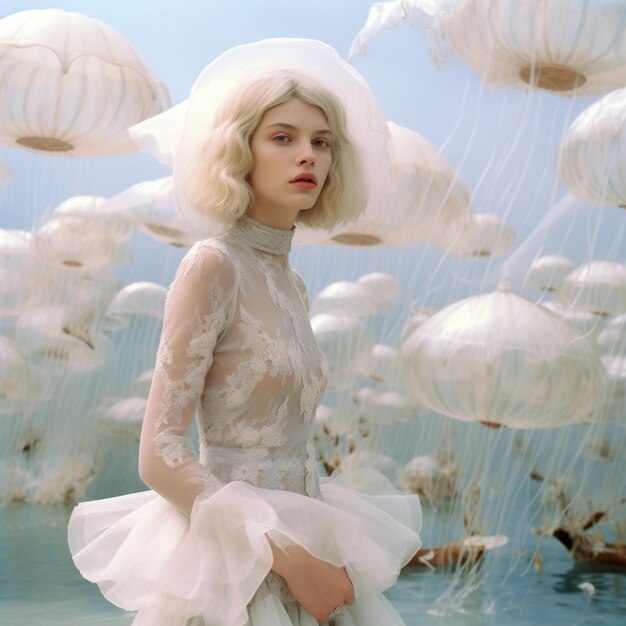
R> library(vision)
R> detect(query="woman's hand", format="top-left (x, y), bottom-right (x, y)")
top-left (268, 539), bottom-right (355, 622)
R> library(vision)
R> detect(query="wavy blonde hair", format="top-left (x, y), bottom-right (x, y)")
top-left (176, 71), bottom-right (366, 230)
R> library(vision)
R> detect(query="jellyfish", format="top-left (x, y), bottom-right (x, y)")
top-left (311, 281), bottom-right (380, 317)
top-left (352, 0), bottom-right (626, 96)
top-left (321, 121), bottom-right (474, 247)
top-left (31, 215), bottom-right (122, 270)
top-left (99, 397), bottom-right (148, 439)
top-left (0, 9), bottom-right (171, 155)
top-left (525, 255), bottom-right (577, 293)
top-left (356, 344), bottom-right (402, 385)
top-left (555, 260), bottom-right (626, 316)
top-left (104, 282), bottom-right (167, 332)
top-left (310, 313), bottom-right (374, 390)
top-left (107, 177), bottom-right (223, 247)
top-left (53, 195), bottom-right (135, 242)
top-left (439, 213), bottom-right (516, 258)
top-left (401, 284), bottom-right (604, 428)
top-left (559, 87), bottom-right (626, 208)
top-left (356, 272), bottom-right (402, 312)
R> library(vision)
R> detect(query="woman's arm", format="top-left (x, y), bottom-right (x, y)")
top-left (138, 242), bottom-right (236, 517)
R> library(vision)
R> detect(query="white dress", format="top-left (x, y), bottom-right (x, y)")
top-left (68, 216), bottom-right (422, 626)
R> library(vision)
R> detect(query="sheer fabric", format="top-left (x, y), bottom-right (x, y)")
top-left (68, 216), bottom-right (422, 626)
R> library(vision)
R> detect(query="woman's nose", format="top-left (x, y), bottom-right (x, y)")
top-left (297, 142), bottom-right (315, 166)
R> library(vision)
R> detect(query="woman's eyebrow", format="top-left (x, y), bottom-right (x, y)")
top-left (266, 122), bottom-right (332, 135)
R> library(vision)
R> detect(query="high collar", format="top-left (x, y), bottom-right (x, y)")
top-left (228, 215), bottom-right (295, 256)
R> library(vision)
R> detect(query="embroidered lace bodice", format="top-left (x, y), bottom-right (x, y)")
top-left (139, 216), bottom-right (328, 521)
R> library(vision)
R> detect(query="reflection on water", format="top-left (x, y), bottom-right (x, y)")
top-left (1, 504), bottom-right (625, 625)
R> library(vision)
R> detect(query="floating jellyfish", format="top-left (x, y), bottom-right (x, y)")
top-left (104, 282), bottom-right (167, 331)
top-left (359, 389), bottom-right (424, 425)
top-left (402, 285), bottom-right (604, 428)
top-left (99, 397), bottom-right (147, 438)
top-left (440, 213), bottom-right (516, 258)
top-left (31, 215), bottom-right (122, 270)
top-left (398, 455), bottom-right (458, 502)
top-left (356, 272), bottom-right (402, 312)
top-left (311, 281), bottom-right (380, 317)
top-left (559, 88), bottom-right (626, 207)
top-left (107, 177), bottom-right (223, 247)
top-left (352, 0), bottom-right (626, 94)
top-left (313, 403), bottom-right (356, 438)
top-left (356, 344), bottom-right (402, 385)
top-left (0, 9), bottom-right (171, 155)
top-left (597, 315), bottom-right (626, 357)
top-left (555, 261), bottom-right (626, 316)
top-left (443, 0), bottom-right (626, 94)
top-left (596, 355), bottom-right (626, 425)
top-left (13, 305), bottom-right (115, 370)
top-left (525, 255), bottom-right (577, 293)
top-left (310, 313), bottom-right (374, 388)
top-left (541, 299), bottom-right (605, 341)
top-left (339, 450), bottom-right (399, 484)
top-left (54, 195), bottom-right (135, 242)
top-left (322, 121), bottom-right (473, 247)
top-left (401, 306), bottom-right (436, 343)
top-left (0, 336), bottom-right (33, 405)
top-left (29, 455), bottom-right (95, 504)
top-left (0, 229), bottom-right (41, 316)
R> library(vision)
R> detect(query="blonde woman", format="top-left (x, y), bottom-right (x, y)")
top-left (69, 39), bottom-right (421, 626)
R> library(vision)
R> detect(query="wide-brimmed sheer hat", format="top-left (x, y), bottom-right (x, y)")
top-left (129, 38), bottom-right (395, 223)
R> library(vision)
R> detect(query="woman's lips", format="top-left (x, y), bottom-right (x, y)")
top-left (290, 180), bottom-right (317, 190)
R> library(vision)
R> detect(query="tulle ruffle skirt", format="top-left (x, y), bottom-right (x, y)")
top-left (68, 469), bottom-right (422, 625)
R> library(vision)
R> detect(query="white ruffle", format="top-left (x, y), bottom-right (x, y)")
top-left (68, 469), bottom-right (421, 626)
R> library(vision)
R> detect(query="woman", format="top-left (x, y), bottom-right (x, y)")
top-left (68, 39), bottom-right (422, 626)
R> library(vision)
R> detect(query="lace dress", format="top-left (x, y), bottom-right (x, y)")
top-left (68, 216), bottom-right (422, 626)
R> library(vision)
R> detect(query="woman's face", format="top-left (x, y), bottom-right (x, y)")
top-left (247, 97), bottom-right (333, 229)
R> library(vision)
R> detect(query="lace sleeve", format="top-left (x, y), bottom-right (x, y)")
top-left (138, 241), bottom-right (236, 517)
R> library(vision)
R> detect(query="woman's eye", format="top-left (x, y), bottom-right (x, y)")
top-left (273, 134), bottom-right (290, 143)
top-left (313, 138), bottom-right (331, 148)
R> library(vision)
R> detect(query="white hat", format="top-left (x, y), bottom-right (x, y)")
top-left (129, 38), bottom-right (395, 223)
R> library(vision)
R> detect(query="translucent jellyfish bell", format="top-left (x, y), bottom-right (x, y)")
top-left (352, 0), bottom-right (626, 95)
top-left (320, 121), bottom-right (473, 247)
top-left (555, 260), bottom-right (626, 316)
top-left (525, 255), bottom-right (577, 293)
top-left (0, 336), bottom-right (32, 402)
top-left (440, 213), bottom-right (516, 258)
top-left (597, 315), bottom-right (626, 357)
top-left (443, 0), bottom-right (626, 95)
top-left (359, 389), bottom-right (424, 425)
top-left (559, 88), bottom-right (626, 207)
top-left (0, 229), bottom-right (41, 316)
top-left (398, 455), bottom-right (457, 502)
top-left (402, 285), bottom-right (604, 428)
top-left (31, 215), bottom-right (120, 270)
top-left (13, 305), bottom-right (115, 370)
top-left (0, 9), bottom-right (171, 155)
top-left (312, 281), bottom-right (380, 317)
top-left (356, 272), bottom-right (402, 311)
top-left (356, 344), bottom-right (402, 386)
top-left (340, 451), bottom-right (399, 484)
top-left (100, 397), bottom-right (147, 438)
top-left (104, 282), bottom-right (167, 331)
top-left (310, 313), bottom-right (374, 382)
top-left (54, 195), bottom-right (135, 242)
